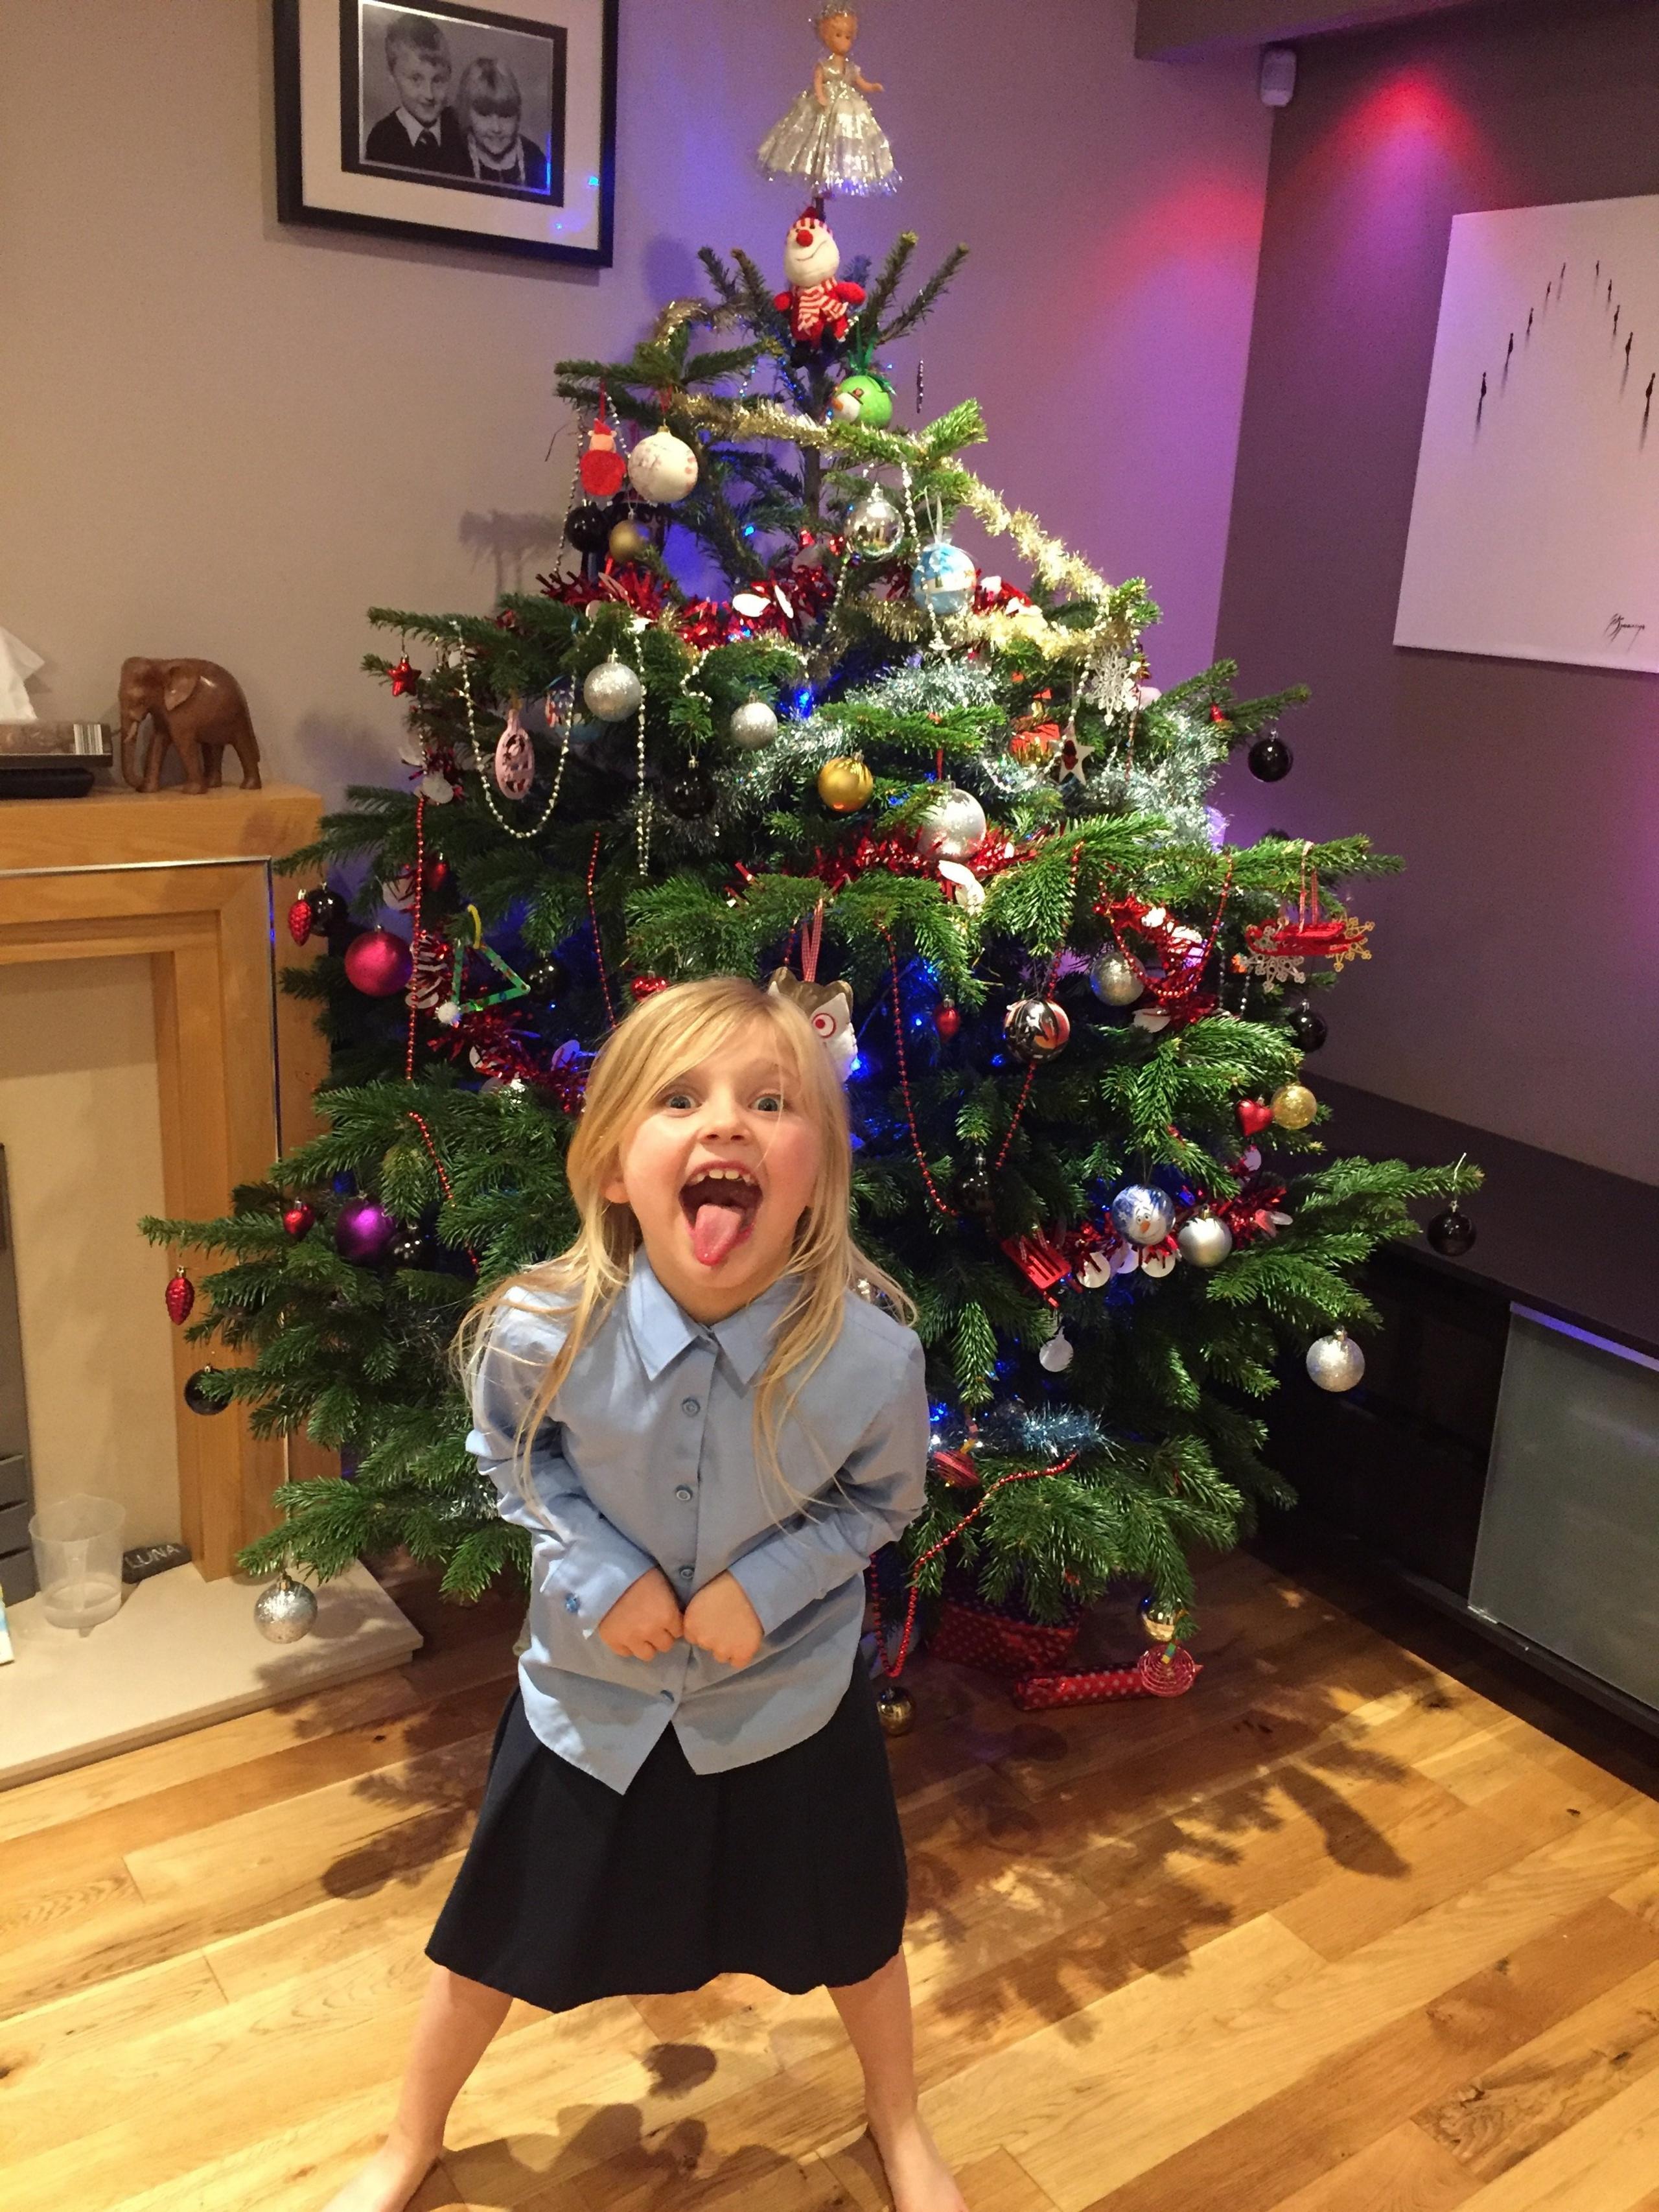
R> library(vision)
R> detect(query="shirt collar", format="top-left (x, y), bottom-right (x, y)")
top-left (397, 107), bottom-right (441, 142)
top-left (626, 1253), bottom-right (796, 1388)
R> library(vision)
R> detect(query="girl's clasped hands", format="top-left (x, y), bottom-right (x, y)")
top-left (596, 1564), bottom-right (764, 1670)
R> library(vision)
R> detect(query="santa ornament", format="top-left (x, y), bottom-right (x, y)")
top-left (579, 412), bottom-right (627, 498)
top-left (775, 209), bottom-right (866, 346)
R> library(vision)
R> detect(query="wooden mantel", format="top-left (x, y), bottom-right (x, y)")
top-left (0, 783), bottom-right (329, 1576)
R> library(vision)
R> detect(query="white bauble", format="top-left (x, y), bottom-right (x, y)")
top-left (253, 1572), bottom-right (318, 1644)
top-left (1111, 1185), bottom-right (1176, 1247)
top-left (728, 699), bottom-right (779, 751)
top-left (1176, 1211), bottom-right (1234, 1268)
top-left (915, 787), bottom-right (988, 863)
top-left (911, 540), bottom-right (977, 617)
top-left (627, 427), bottom-right (699, 505)
top-left (1306, 1330), bottom-right (1366, 1392)
top-left (1089, 951), bottom-right (1141, 1007)
top-left (1038, 1328), bottom-right (1074, 1373)
top-left (582, 656), bottom-right (644, 723)
top-left (846, 486), bottom-right (903, 556)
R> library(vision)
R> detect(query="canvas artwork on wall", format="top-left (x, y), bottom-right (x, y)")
top-left (1395, 192), bottom-right (1659, 675)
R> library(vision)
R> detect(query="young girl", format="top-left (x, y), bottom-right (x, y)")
top-left (758, 5), bottom-right (896, 198)
top-left (325, 977), bottom-right (966, 2212)
top-left (456, 55), bottom-right (549, 192)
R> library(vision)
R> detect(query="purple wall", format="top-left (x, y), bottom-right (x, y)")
top-left (1215, 0), bottom-right (1659, 1182)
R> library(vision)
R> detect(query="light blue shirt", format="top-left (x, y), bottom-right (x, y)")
top-left (467, 1254), bottom-right (929, 1793)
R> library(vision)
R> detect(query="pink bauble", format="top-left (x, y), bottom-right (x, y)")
top-left (343, 929), bottom-right (412, 997)
top-left (334, 1198), bottom-right (398, 1266)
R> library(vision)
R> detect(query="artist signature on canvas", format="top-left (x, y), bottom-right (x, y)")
top-left (1604, 614), bottom-right (1647, 649)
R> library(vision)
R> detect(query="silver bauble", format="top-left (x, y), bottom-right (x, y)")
top-left (915, 787), bottom-right (988, 863)
top-left (582, 656), bottom-right (644, 723)
top-left (1306, 1330), bottom-right (1366, 1393)
top-left (627, 426), bottom-right (699, 505)
top-left (911, 541), bottom-right (977, 618)
top-left (1111, 1185), bottom-right (1176, 1247)
top-left (1089, 951), bottom-right (1142, 1007)
top-left (1038, 1328), bottom-right (1074, 1373)
top-left (1176, 1211), bottom-right (1235, 1269)
top-left (728, 699), bottom-right (779, 751)
top-left (846, 486), bottom-right (903, 556)
top-left (253, 1572), bottom-right (318, 1644)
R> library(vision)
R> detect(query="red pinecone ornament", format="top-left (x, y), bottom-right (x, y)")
top-left (286, 897), bottom-right (314, 946)
top-left (165, 1268), bottom-right (196, 1325)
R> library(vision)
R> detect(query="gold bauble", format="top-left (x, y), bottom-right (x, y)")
top-left (874, 1681), bottom-right (915, 1736)
top-left (608, 518), bottom-right (649, 561)
top-left (1271, 1080), bottom-right (1319, 1130)
top-left (1141, 1601), bottom-right (1185, 1644)
top-left (817, 756), bottom-right (874, 813)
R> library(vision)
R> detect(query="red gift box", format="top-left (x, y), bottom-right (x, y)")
top-left (928, 1593), bottom-right (1082, 1677)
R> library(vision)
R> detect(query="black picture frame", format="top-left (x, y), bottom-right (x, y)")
top-left (274, 0), bottom-right (617, 269)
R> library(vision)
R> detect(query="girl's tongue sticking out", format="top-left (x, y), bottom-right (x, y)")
top-left (681, 1168), bottom-right (760, 1267)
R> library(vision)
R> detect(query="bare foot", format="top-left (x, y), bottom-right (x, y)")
top-left (320, 2131), bottom-right (441, 2212)
top-left (866, 2111), bottom-right (968, 2212)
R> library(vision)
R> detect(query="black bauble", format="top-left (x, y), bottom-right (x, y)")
top-left (523, 956), bottom-right (569, 1006)
top-left (955, 1148), bottom-right (996, 1221)
top-left (183, 1366), bottom-right (229, 1415)
top-left (1427, 1203), bottom-right (1477, 1257)
top-left (665, 765), bottom-right (717, 819)
top-left (564, 502), bottom-right (612, 553)
top-left (1283, 999), bottom-right (1328, 1053)
top-left (389, 1231), bottom-right (428, 1266)
top-left (305, 887), bottom-right (348, 932)
top-left (1248, 736), bottom-right (1294, 783)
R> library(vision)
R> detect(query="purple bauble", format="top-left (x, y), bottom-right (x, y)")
top-left (343, 928), bottom-right (412, 998)
top-left (334, 1197), bottom-right (399, 1265)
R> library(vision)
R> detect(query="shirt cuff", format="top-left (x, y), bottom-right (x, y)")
top-left (542, 1539), bottom-right (657, 1640)
top-left (726, 1541), bottom-right (820, 1639)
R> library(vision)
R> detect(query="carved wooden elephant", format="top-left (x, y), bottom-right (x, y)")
top-left (118, 657), bottom-right (262, 795)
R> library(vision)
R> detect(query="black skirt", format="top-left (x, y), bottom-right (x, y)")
top-left (425, 1659), bottom-right (908, 2012)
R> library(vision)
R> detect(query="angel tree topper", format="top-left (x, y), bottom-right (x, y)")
top-left (775, 210), bottom-right (866, 346)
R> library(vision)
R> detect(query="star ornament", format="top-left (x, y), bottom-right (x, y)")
top-left (1043, 730), bottom-right (1094, 786)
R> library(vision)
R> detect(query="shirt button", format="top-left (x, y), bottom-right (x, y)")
top-left (675, 1485), bottom-right (694, 1502)
top-left (677, 1565), bottom-right (694, 1581)
top-left (661, 1688), bottom-right (675, 1700)
top-left (681, 1396), bottom-right (701, 1417)
top-left (564, 1594), bottom-right (580, 1614)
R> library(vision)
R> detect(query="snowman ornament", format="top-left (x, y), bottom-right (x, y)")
top-left (774, 209), bottom-right (866, 347)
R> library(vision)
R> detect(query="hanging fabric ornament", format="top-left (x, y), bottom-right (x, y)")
top-left (165, 1268), bottom-right (195, 1325)
top-left (772, 208), bottom-right (868, 343)
top-left (728, 699), bottom-right (779, 751)
top-left (1039, 1327), bottom-right (1075, 1373)
top-left (915, 787), bottom-right (987, 863)
top-left (628, 426), bottom-right (700, 505)
top-left (1111, 1185), bottom-right (1176, 1246)
top-left (1271, 1080), bottom-right (1319, 1130)
top-left (768, 903), bottom-right (855, 1077)
top-left (1176, 1211), bottom-right (1234, 1268)
top-left (1089, 951), bottom-right (1141, 1007)
top-left (286, 896), bottom-right (314, 946)
top-left (493, 702), bottom-right (535, 799)
top-left (911, 535), bottom-right (977, 618)
top-left (846, 485), bottom-right (903, 555)
top-left (817, 756), bottom-right (874, 811)
top-left (1003, 997), bottom-right (1071, 1061)
top-left (583, 655), bottom-right (644, 723)
top-left (343, 928), bottom-right (413, 998)
top-left (1306, 1330), bottom-right (1365, 1391)
top-left (579, 412), bottom-right (628, 498)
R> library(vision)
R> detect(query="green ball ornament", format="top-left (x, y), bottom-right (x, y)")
top-left (839, 372), bottom-right (895, 428)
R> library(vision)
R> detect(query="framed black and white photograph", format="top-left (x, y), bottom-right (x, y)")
top-left (275, 0), bottom-right (616, 267)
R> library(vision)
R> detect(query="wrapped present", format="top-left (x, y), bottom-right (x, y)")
top-left (928, 1586), bottom-right (1082, 1677)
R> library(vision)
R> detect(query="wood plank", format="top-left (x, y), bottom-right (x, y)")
top-left (1264, 2120), bottom-right (1474, 2211)
top-left (1079, 1896), bottom-right (1658, 2212)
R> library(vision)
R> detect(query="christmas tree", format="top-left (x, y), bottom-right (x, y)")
top-left (146, 216), bottom-right (1474, 1664)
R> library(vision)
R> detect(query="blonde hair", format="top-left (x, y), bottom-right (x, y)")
top-left (455, 975), bottom-right (912, 1528)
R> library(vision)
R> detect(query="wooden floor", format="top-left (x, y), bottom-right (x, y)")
top-left (2, 1547), bottom-right (1657, 2212)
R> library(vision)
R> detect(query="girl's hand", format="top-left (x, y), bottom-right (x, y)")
top-left (682, 1572), bottom-right (765, 1669)
top-left (596, 1566), bottom-right (684, 1660)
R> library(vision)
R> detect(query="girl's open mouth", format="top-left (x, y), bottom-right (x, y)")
top-left (680, 1167), bottom-right (761, 1267)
